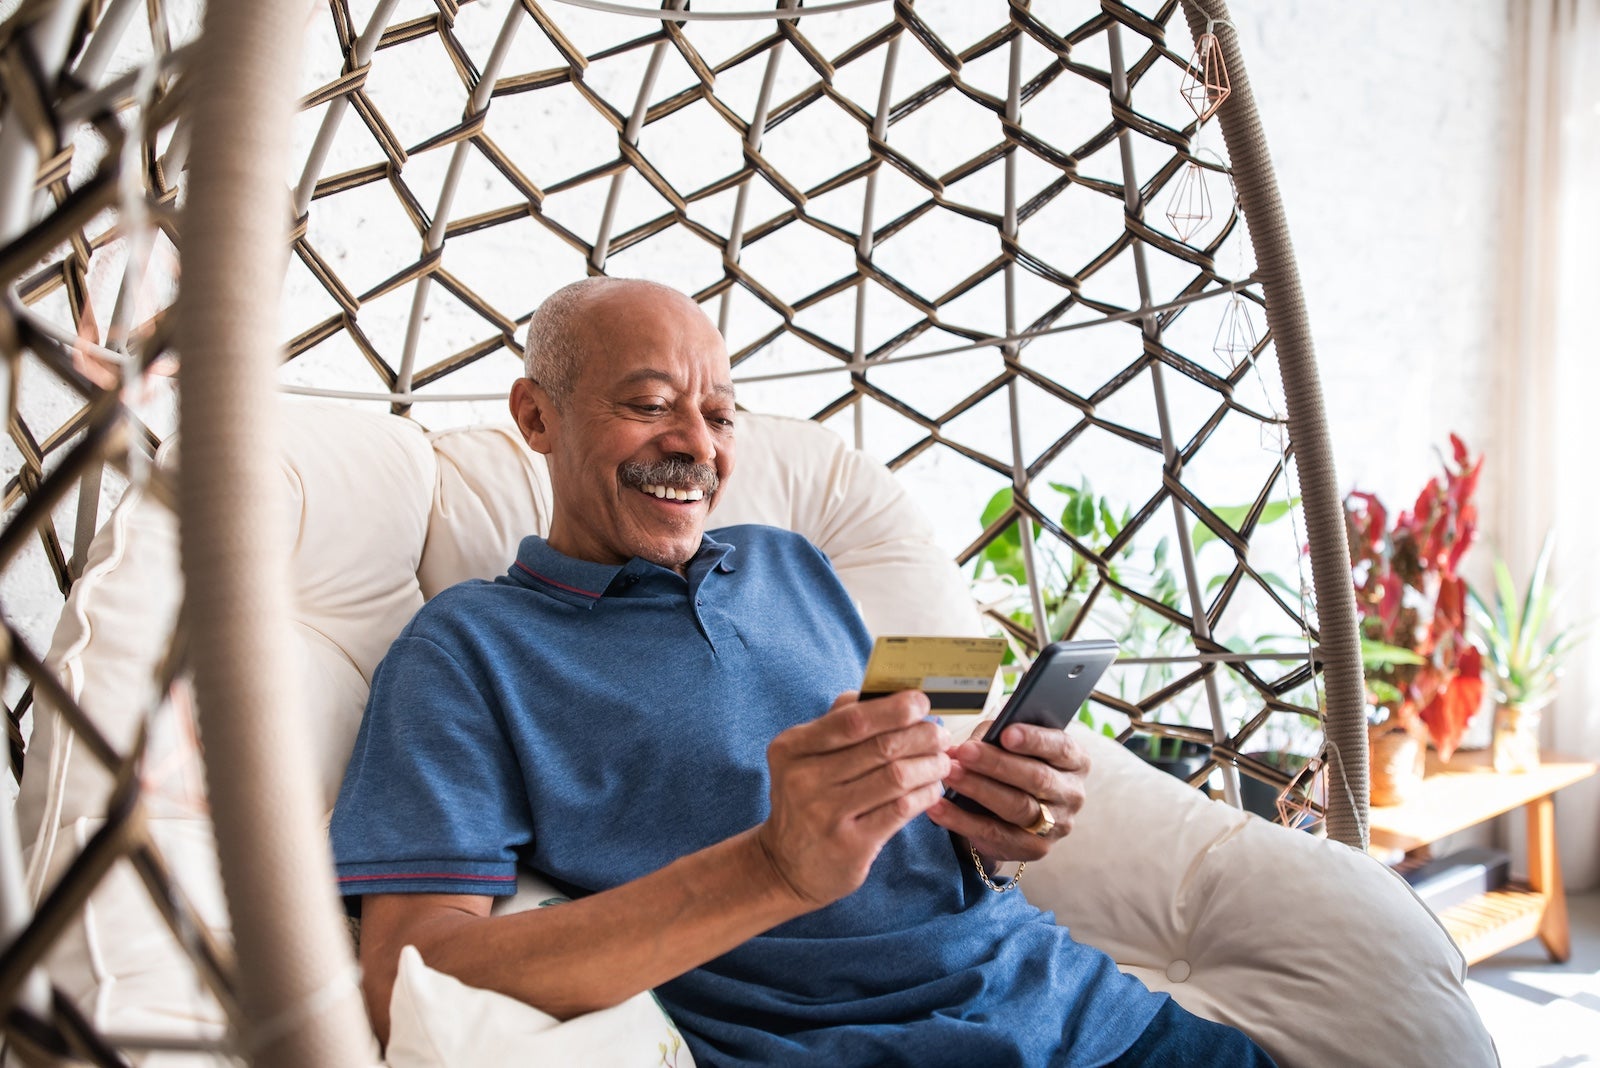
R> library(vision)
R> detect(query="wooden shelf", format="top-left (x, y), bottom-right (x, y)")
top-left (1366, 749), bottom-right (1597, 966)
top-left (1436, 885), bottom-right (1546, 964)
top-left (1368, 748), bottom-right (1596, 854)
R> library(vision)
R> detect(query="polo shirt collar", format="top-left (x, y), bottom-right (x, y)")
top-left (510, 532), bottom-right (738, 608)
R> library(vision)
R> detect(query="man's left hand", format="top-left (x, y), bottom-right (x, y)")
top-left (926, 721), bottom-right (1089, 866)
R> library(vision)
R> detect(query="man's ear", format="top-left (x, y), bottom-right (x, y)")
top-left (509, 377), bottom-right (558, 455)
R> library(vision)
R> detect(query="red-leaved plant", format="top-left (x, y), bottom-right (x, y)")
top-left (1345, 435), bottom-right (1485, 761)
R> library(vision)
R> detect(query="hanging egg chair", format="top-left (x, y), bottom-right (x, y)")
top-left (0, 1), bottom-right (1494, 1064)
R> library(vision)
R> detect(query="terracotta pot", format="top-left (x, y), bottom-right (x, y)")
top-left (1369, 728), bottom-right (1425, 807)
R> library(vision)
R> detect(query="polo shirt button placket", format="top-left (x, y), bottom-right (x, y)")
top-left (691, 595), bottom-right (720, 649)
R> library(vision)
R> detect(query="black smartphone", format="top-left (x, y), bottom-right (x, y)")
top-left (945, 638), bottom-right (1119, 818)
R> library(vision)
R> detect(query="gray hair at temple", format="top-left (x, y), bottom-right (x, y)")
top-left (522, 276), bottom-right (689, 408)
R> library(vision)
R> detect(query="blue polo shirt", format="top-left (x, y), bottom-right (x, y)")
top-left (330, 525), bottom-right (1163, 1065)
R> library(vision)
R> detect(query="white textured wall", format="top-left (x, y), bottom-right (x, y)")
top-left (1234, 0), bottom-right (1512, 753)
top-left (1230, 0), bottom-right (1509, 516)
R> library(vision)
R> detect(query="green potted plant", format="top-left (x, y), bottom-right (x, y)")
top-left (1467, 532), bottom-right (1588, 773)
top-left (1345, 436), bottom-right (1485, 805)
top-left (975, 480), bottom-right (1202, 779)
top-left (974, 480), bottom-right (1298, 788)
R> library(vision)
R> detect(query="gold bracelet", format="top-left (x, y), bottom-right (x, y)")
top-left (970, 842), bottom-right (1025, 893)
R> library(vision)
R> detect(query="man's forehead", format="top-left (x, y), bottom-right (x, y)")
top-left (616, 366), bottom-right (736, 399)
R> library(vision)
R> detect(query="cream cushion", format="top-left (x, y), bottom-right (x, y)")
top-left (1034, 731), bottom-right (1496, 1065)
top-left (387, 874), bottom-right (696, 1068)
top-left (389, 948), bottom-right (694, 1068)
top-left (15, 400), bottom-right (1496, 1065)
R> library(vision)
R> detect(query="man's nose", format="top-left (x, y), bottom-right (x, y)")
top-left (660, 409), bottom-right (716, 464)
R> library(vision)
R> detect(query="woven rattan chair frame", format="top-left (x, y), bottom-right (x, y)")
top-left (0, 1), bottom-right (1365, 1062)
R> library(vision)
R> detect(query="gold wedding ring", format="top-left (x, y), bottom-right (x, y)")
top-left (1025, 799), bottom-right (1056, 837)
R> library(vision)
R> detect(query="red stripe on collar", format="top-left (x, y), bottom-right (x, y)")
top-left (514, 560), bottom-right (602, 599)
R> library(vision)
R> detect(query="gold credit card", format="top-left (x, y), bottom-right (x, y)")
top-left (859, 636), bottom-right (1006, 711)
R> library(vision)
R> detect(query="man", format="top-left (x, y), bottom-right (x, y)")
top-left (330, 278), bottom-right (1275, 1065)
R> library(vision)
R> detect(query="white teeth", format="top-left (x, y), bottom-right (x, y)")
top-left (638, 483), bottom-right (705, 501)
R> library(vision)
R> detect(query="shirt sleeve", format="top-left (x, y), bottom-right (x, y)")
top-left (329, 633), bottom-right (529, 901)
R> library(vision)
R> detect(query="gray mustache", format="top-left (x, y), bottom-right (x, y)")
top-left (620, 458), bottom-right (720, 495)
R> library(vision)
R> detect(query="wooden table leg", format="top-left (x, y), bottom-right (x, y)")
top-left (1527, 794), bottom-right (1571, 962)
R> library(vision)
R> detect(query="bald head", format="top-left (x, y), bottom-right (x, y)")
top-left (524, 277), bottom-right (704, 408)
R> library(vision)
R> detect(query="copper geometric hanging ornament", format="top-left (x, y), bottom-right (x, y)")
top-left (1277, 754), bottom-right (1327, 830)
top-left (1213, 291), bottom-right (1260, 369)
top-left (1165, 159), bottom-right (1213, 243)
top-left (1181, 22), bottom-right (1232, 122)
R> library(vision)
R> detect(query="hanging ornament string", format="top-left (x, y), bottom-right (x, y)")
top-left (1176, 17), bottom-right (1252, 365)
top-left (1171, 18), bottom-right (1233, 245)
top-left (1220, 281), bottom-right (1342, 831)
top-left (1175, 15), bottom-right (1345, 834)
top-left (1233, 249), bottom-right (1353, 838)
top-left (1215, 84), bottom-right (1260, 374)
top-left (1212, 154), bottom-right (1260, 372)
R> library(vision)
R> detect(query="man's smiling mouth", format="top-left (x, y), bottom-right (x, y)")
top-left (637, 483), bottom-right (706, 502)
top-left (620, 457), bottom-right (719, 504)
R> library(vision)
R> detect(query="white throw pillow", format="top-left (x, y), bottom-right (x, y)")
top-left (385, 875), bottom-right (696, 1068)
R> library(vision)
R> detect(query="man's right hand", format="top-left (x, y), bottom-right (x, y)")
top-left (756, 689), bottom-right (951, 908)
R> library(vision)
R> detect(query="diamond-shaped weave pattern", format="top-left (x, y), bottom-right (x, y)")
top-left (0, 1), bottom-right (1361, 1060)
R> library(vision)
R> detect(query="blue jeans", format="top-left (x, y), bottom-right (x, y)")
top-left (1110, 997), bottom-right (1278, 1066)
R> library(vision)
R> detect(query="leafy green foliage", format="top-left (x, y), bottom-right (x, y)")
top-left (1076, 705), bottom-right (1117, 738)
top-left (1191, 498), bottom-right (1299, 555)
top-left (974, 487), bottom-right (1039, 586)
top-left (975, 479), bottom-right (1304, 743)
top-left (1467, 533), bottom-right (1589, 714)
top-left (1359, 638), bottom-right (1426, 669)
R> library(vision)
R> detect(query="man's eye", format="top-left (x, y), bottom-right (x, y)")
top-left (633, 403), bottom-right (667, 415)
